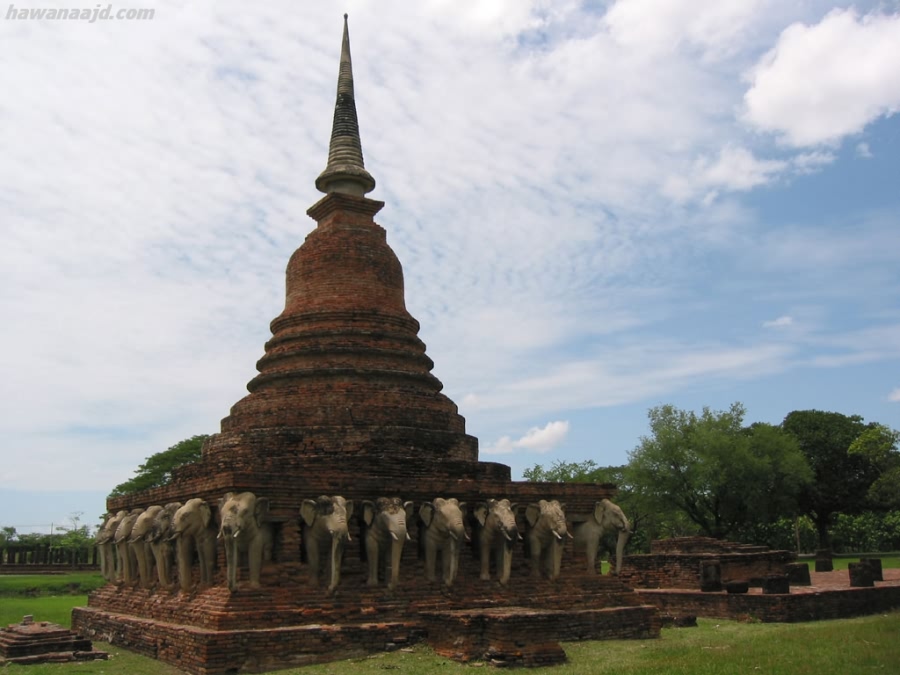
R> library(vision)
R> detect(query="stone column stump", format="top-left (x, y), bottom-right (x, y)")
top-left (786, 562), bottom-right (811, 586)
top-left (814, 549), bottom-right (833, 572)
top-left (859, 557), bottom-right (883, 582)
top-left (762, 575), bottom-right (790, 594)
top-left (699, 560), bottom-right (722, 592)
top-left (848, 562), bottom-right (875, 587)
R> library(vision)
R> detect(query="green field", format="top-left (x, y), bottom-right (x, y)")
top-left (2, 569), bottom-right (899, 674)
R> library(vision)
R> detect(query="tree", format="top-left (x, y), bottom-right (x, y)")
top-left (849, 423), bottom-right (900, 510)
top-left (782, 410), bottom-right (880, 548)
top-left (109, 434), bottom-right (209, 498)
top-left (522, 459), bottom-right (613, 484)
top-left (628, 403), bottom-right (811, 540)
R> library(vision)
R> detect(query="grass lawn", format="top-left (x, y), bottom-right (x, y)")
top-left (0, 572), bottom-right (106, 597)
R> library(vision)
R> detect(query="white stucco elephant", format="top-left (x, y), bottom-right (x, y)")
top-left (574, 499), bottom-right (631, 575)
top-left (419, 497), bottom-right (468, 587)
top-left (300, 495), bottom-right (354, 594)
top-left (525, 499), bottom-right (571, 580)
top-left (217, 492), bottom-right (273, 591)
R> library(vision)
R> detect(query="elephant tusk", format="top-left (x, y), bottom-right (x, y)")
top-left (390, 532), bottom-right (399, 541)
top-left (448, 531), bottom-right (458, 541)
top-left (168, 532), bottom-right (181, 542)
top-left (346, 533), bottom-right (352, 542)
top-left (553, 531), bottom-right (563, 540)
top-left (232, 528), bottom-right (241, 539)
top-left (502, 531), bottom-right (513, 542)
top-left (464, 532), bottom-right (471, 542)
top-left (406, 532), bottom-right (412, 541)
top-left (566, 531), bottom-right (574, 539)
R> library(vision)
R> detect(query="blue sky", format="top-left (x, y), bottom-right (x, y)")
top-left (1, 1), bottom-right (899, 534)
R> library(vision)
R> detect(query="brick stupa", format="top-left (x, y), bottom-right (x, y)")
top-left (73, 17), bottom-right (659, 673)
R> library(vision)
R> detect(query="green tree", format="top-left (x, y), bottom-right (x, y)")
top-left (522, 459), bottom-right (613, 483)
top-left (849, 423), bottom-right (900, 509)
top-left (109, 434), bottom-right (209, 498)
top-left (628, 403), bottom-right (811, 540)
top-left (782, 410), bottom-right (879, 547)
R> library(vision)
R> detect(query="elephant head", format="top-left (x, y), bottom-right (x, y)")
top-left (217, 492), bottom-right (273, 591)
top-left (525, 499), bottom-right (571, 580)
top-left (419, 498), bottom-right (468, 587)
top-left (171, 498), bottom-right (218, 591)
top-left (95, 511), bottom-right (126, 582)
top-left (147, 501), bottom-right (181, 588)
top-left (300, 495), bottom-right (354, 594)
top-left (362, 497), bottom-right (413, 590)
top-left (113, 507), bottom-right (144, 584)
top-left (574, 499), bottom-right (631, 575)
top-left (128, 505), bottom-right (163, 588)
top-left (473, 498), bottom-right (520, 585)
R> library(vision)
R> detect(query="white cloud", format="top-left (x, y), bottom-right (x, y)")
top-left (744, 9), bottom-right (900, 146)
top-left (889, 388), bottom-right (900, 403)
top-left (856, 142), bottom-right (873, 158)
top-left (482, 421), bottom-right (570, 455)
top-left (763, 316), bottom-right (794, 328)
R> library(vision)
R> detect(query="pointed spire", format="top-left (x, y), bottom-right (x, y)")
top-left (315, 14), bottom-right (376, 197)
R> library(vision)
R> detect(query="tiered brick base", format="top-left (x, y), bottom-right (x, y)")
top-left (0, 618), bottom-right (107, 665)
top-left (636, 568), bottom-right (900, 623)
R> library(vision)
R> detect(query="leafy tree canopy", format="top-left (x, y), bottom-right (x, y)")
top-left (628, 403), bottom-right (811, 539)
top-left (849, 423), bottom-right (900, 510)
top-left (108, 434), bottom-right (209, 498)
top-left (522, 459), bottom-right (614, 483)
top-left (782, 410), bottom-right (880, 545)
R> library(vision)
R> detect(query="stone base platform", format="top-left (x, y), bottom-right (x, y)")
top-left (72, 570), bottom-right (661, 673)
top-left (0, 617), bottom-right (108, 665)
top-left (421, 605), bottom-right (660, 667)
top-left (637, 569), bottom-right (900, 623)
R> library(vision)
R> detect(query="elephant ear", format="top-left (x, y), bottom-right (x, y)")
top-left (419, 502), bottom-right (435, 526)
top-left (362, 500), bottom-right (376, 526)
top-left (344, 500), bottom-right (354, 521)
top-left (254, 497), bottom-right (270, 527)
top-left (525, 503), bottom-right (542, 527)
top-left (199, 501), bottom-right (213, 529)
top-left (458, 501), bottom-right (467, 516)
top-left (593, 500), bottom-right (606, 525)
top-left (403, 501), bottom-right (415, 520)
top-left (219, 493), bottom-right (234, 514)
top-left (473, 503), bottom-right (488, 526)
top-left (300, 499), bottom-right (318, 527)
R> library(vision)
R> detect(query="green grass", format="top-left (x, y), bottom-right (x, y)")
top-left (0, 572), bottom-right (106, 597)
top-left (0, 595), bottom-right (88, 629)
top-left (830, 554), bottom-right (899, 571)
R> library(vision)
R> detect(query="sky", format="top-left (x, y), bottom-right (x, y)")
top-left (2, 0), bottom-right (899, 535)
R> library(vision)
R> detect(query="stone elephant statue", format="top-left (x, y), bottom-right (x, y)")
top-left (525, 499), bottom-right (571, 580)
top-left (574, 499), bottom-right (631, 575)
top-left (113, 508), bottom-right (144, 584)
top-left (300, 495), bottom-right (354, 594)
top-left (474, 498), bottom-right (520, 585)
top-left (128, 505), bottom-right (162, 588)
top-left (148, 501), bottom-right (181, 588)
top-left (171, 498), bottom-right (218, 592)
top-left (218, 492), bottom-right (273, 591)
top-left (362, 497), bottom-right (413, 590)
top-left (419, 498), bottom-right (468, 587)
top-left (95, 511), bottom-right (126, 582)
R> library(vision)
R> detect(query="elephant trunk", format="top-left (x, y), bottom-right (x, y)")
top-left (388, 536), bottom-right (404, 590)
top-left (328, 532), bottom-right (343, 593)
top-left (614, 529), bottom-right (630, 576)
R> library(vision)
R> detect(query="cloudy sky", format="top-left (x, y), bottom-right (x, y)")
top-left (2, 0), bottom-right (899, 533)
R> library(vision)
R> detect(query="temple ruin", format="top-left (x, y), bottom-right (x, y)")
top-left (72, 16), bottom-right (661, 673)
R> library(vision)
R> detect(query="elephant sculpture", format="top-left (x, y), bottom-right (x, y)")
top-left (128, 505), bottom-right (162, 588)
top-left (525, 499), bottom-right (571, 580)
top-left (573, 499), bottom-right (631, 575)
top-left (148, 501), bottom-right (181, 588)
top-left (300, 495), bottom-right (354, 594)
top-left (473, 499), bottom-right (520, 585)
top-left (172, 498), bottom-right (218, 592)
top-left (218, 492), bottom-right (273, 591)
top-left (113, 508), bottom-right (144, 584)
top-left (419, 498), bottom-right (468, 587)
top-left (362, 497), bottom-right (414, 590)
top-left (95, 511), bottom-right (126, 582)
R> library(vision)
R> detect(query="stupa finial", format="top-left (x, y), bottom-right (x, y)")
top-left (315, 14), bottom-right (376, 196)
